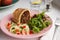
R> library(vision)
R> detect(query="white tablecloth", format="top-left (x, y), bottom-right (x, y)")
top-left (0, 0), bottom-right (60, 40)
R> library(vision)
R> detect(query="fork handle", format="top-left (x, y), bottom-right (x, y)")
top-left (52, 25), bottom-right (59, 40)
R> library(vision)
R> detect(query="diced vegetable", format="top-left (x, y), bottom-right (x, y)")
top-left (22, 29), bottom-right (27, 35)
top-left (15, 29), bottom-right (19, 32)
top-left (6, 23), bottom-right (11, 30)
top-left (16, 32), bottom-right (21, 35)
top-left (29, 30), bottom-right (33, 34)
top-left (23, 26), bottom-right (26, 28)
top-left (15, 29), bottom-right (21, 35)
top-left (8, 22), bottom-right (30, 35)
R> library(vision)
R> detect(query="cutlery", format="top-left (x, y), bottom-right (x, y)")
top-left (52, 17), bottom-right (60, 40)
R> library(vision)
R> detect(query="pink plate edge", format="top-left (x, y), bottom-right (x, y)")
top-left (0, 11), bottom-right (53, 39)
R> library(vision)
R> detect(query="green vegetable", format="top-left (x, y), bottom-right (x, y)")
top-left (28, 11), bottom-right (51, 33)
top-left (11, 22), bottom-right (16, 26)
top-left (12, 27), bottom-right (15, 30)
top-left (33, 26), bottom-right (40, 33)
top-left (44, 20), bottom-right (51, 26)
top-left (12, 30), bottom-right (16, 34)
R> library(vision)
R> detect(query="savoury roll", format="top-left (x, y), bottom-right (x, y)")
top-left (12, 8), bottom-right (30, 24)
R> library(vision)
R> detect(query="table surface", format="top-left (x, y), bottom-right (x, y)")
top-left (0, 0), bottom-right (60, 40)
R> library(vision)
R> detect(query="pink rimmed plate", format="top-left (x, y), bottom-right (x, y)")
top-left (0, 10), bottom-right (52, 40)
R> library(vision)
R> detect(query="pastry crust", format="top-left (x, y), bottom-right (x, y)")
top-left (12, 8), bottom-right (30, 24)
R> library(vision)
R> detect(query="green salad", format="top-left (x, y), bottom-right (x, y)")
top-left (28, 12), bottom-right (51, 33)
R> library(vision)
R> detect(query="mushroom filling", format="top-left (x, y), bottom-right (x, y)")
top-left (21, 11), bottom-right (30, 24)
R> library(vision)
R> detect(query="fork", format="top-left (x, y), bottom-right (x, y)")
top-left (52, 17), bottom-right (60, 40)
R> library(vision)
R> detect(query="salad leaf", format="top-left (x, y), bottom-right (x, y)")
top-left (28, 11), bottom-right (51, 33)
top-left (44, 20), bottom-right (51, 26)
top-left (33, 26), bottom-right (40, 33)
